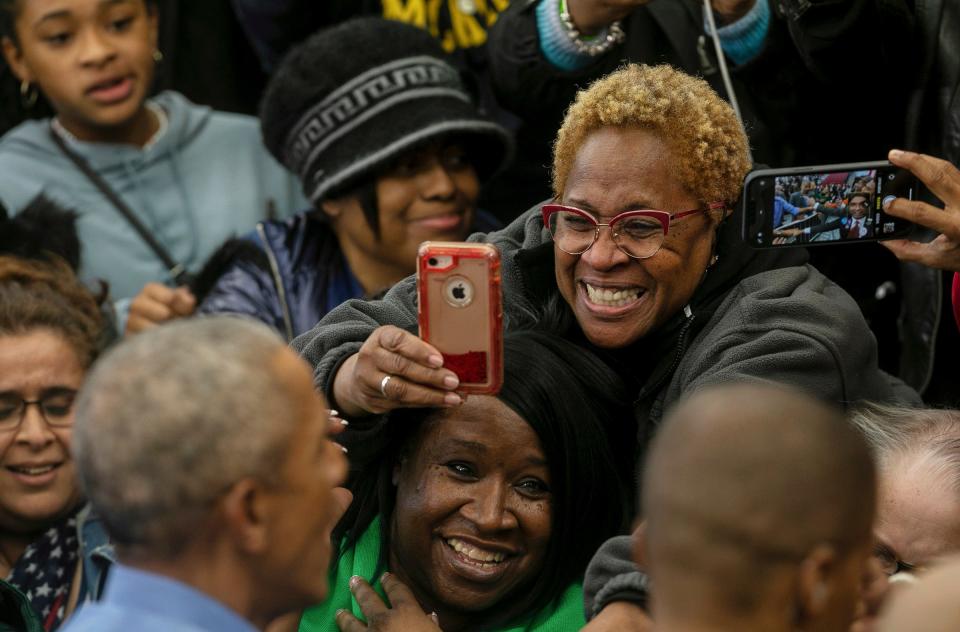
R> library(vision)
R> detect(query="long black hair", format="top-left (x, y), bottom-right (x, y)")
top-left (336, 329), bottom-right (635, 623)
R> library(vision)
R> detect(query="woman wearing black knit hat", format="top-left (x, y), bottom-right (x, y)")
top-left (197, 17), bottom-right (512, 341)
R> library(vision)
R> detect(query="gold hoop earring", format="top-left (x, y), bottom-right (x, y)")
top-left (153, 49), bottom-right (164, 63)
top-left (20, 80), bottom-right (38, 109)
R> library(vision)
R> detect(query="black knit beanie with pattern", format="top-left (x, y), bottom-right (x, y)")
top-left (260, 17), bottom-right (513, 204)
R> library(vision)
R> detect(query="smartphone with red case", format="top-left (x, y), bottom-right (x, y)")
top-left (417, 242), bottom-right (503, 394)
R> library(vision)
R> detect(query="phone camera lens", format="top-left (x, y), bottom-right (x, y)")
top-left (428, 257), bottom-right (438, 266)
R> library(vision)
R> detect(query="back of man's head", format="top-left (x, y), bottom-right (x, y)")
top-left (74, 317), bottom-right (295, 556)
top-left (643, 382), bottom-right (876, 632)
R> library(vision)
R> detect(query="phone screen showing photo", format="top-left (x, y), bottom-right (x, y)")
top-left (744, 164), bottom-right (916, 248)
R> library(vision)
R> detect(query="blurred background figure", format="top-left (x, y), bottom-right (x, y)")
top-left (850, 404), bottom-right (960, 578)
top-left (65, 318), bottom-right (349, 632)
top-left (0, 256), bottom-right (108, 631)
top-left (642, 383), bottom-right (878, 632)
top-left (198, 18), bottom-right (511, 341)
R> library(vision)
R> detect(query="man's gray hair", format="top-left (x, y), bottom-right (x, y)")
top-left (74, 317), bottom-right (298, 557)
top-left (849, 403), bottom-right (960, 492)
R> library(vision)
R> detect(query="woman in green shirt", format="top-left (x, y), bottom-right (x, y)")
top-left (302, 330), bottom-right (634, 631)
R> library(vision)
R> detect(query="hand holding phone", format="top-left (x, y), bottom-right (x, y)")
top-left (417, 242), bottom-right (503, 394)
top-left (330, 325), bottom-right (464, 418)
top-left (880, 150), bottom-right (960, 273)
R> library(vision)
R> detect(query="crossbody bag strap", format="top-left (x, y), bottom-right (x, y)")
top-left (48, 126), bottom-right (193, 286)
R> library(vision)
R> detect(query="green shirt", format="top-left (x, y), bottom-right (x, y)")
top-left (299, 516), bottom-right (586, 631)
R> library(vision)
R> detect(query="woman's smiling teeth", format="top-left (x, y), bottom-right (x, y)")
top-left (446, 538), bottom-right (506, 565)
top-left (584, 282), bottom-right (642, 307)
top-left (7, 464), bottom-right (57, 475)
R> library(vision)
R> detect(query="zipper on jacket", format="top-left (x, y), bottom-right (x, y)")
top-left (256, 223), bottom-right (296, 342)
top-left (634, 305), bottom-right (697, 405)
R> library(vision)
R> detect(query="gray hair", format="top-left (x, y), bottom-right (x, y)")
top-left (849, 403), bottom-right (960, 492)
top-left (74, 317), bottom-right (298, 557)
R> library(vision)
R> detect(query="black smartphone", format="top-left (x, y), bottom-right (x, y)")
top-left (742, 161), bottom-right (918, 249)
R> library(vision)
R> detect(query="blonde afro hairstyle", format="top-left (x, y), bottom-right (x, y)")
top-left (552, 64), bottom-right (752, 206)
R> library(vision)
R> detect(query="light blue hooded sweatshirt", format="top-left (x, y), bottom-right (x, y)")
top-left (0, 91), bottom-right (305, 314)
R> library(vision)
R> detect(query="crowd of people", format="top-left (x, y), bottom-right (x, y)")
top-left (1, 0), bottom-right (959, 630)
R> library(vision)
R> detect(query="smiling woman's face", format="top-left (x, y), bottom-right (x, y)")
top-left (0, 329), bottom-right (85, 535)
top-left (555, 126), bottom-right (719, 349)
top-left (325, 141), bottom-right (479, 293)
top-left (389, 395), bottom-right (551, 621)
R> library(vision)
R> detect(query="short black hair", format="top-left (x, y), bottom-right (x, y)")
top-left (336, 329), bottom-right (634, 625)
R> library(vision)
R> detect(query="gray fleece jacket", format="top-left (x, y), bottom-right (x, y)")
top-left (293, 203), bottom-right (919, 619)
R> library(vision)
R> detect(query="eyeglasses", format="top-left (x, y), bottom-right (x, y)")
top-left (542, 202), bottom-right (725, 260)
top-left (0, 389), bottom-right (78, 432)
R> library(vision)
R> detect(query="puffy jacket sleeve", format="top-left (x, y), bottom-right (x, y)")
top-left (197, 257), bottom-right (288, 336)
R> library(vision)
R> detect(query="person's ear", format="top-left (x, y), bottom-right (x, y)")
top-left (1, 36), bottom-right (30, 84)
top-left (797, 544), bottom-right (839, 620)
top-left (220, 478), bottom-right (271, 555)
top-left (320, 198), bottom-right (347, 220)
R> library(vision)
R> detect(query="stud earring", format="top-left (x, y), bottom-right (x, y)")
top-left (19, 80), bottom-right (38, 109)
top-left (153, 49), bottom-right (164, 63)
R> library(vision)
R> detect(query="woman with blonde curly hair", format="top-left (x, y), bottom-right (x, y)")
top-left (293, 64), bottom-right (917, 627)
top-left (0, 256), bottom-right (110, 631)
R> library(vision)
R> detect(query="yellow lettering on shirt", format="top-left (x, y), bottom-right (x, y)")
top-left (382, 0), bottom-right (427, 27)
top-left (380, 0), bottom-right (506, 51)
top-left (449, 0), bottom-right (488, 49)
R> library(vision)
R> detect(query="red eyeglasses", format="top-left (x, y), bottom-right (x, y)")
top-left (542, 202), bottom-right (725, 259)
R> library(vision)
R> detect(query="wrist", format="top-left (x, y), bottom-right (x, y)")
top-left (712, 0), bottom-right (757, 25)
top-left (565, 0), bottom-right (623, 35)
top-left (332, 354), bottom-right (365, 418)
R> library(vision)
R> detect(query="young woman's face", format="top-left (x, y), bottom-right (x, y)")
top-left (325, 141), bottom-right (479, 292)
top-left (3, 0), bottom-right (158, 138)
top-left (0, 329), bottom-right (85, 534)
top-left (390, 396), bottom-right (552, 621)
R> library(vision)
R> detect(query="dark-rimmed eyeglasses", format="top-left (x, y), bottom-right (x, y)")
top-left (0, 389), bottom-right (78, 432)
top-left (542, 202), bottom-right (725, 260)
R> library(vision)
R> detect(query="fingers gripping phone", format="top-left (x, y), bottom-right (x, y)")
top-left (742, 161), bottom-right (918, 248)
top-left (417, 242), bottom-right (503, 394)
